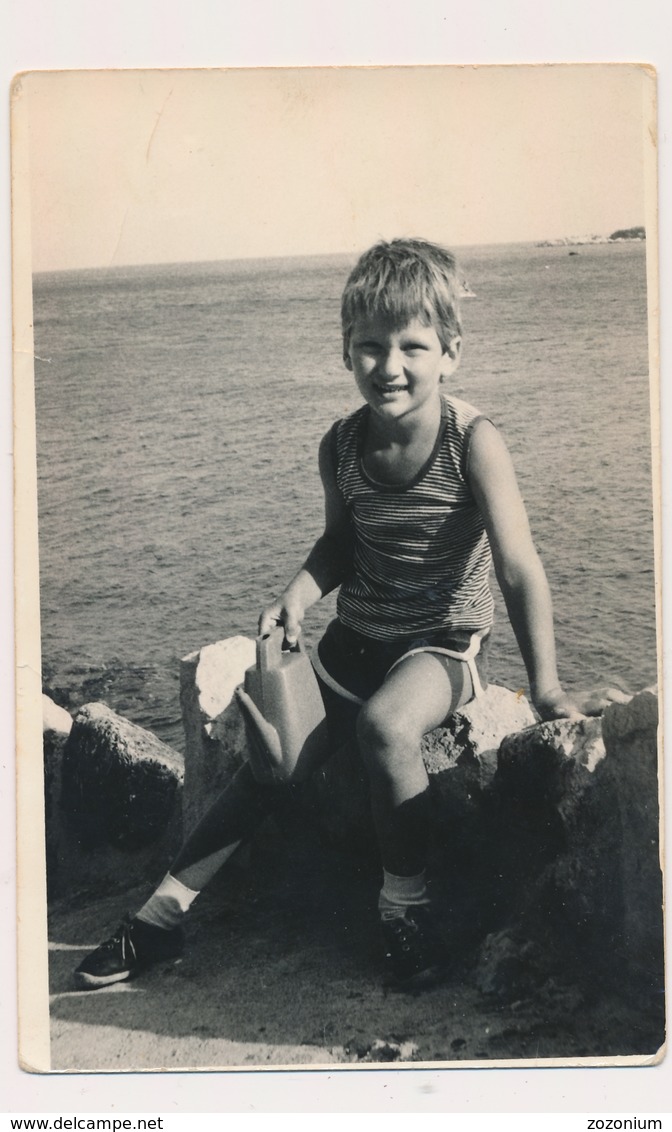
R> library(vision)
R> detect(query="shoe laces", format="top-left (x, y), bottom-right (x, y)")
top-left (99, 919), bottom-right (138, 964)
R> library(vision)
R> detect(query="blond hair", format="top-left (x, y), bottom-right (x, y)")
top-left (341, 238), bottom-right (463, 360)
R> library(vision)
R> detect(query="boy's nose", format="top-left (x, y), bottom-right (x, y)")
top-left (380, 348), bottom-right (403, 377)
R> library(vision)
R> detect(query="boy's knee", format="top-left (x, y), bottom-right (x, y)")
top-left (356, 701), bottom-right (419, 761)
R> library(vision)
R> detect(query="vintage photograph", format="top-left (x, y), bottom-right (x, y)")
top-left (13, 64), bottom-right (663, 1072)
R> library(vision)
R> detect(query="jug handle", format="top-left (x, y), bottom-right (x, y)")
top-left (257, 624), bottom-right (302, 670)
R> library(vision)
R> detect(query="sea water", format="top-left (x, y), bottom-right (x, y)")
top-left (32, 241), bottom-right (656, 750)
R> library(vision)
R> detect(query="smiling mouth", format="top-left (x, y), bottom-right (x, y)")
top-left (374, 383), bottom-right (408, 394)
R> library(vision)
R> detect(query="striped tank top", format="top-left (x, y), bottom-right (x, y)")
top-left (333, 395), bottom-right (495, 641)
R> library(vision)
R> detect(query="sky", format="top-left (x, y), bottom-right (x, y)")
top-left (19, 63), bottom-right (653, 272)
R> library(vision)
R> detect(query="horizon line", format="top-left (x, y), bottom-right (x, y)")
top-left (31, 229), bottom-right (645, 276)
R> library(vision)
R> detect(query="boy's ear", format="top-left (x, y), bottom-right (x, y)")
top-left (440, 335), bottom-right (462, 378)
top-left (343, 349), bottom-right (353, 371)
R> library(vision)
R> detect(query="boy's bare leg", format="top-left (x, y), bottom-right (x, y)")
top-left (356, 651), bottom-right (468, 876)
top-left (356, 652), bottom-right (470, 987)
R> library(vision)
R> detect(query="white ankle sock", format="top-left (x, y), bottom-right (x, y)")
top-left (378, 869), bottom-right (430, 921)
top-left (136, 873), bottom-right (200, 931)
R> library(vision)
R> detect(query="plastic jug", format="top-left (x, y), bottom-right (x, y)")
top-left (237, 627), bottom-right (328, 784)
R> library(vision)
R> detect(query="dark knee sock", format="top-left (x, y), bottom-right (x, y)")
top-left (136, 763), bottom-right (301, 929)
top-left (170, 760), bottom-right (298, 875)
top-left (374, 787), bottom-right (431, 877)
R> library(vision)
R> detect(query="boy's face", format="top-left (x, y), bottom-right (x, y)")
top-left (345, 315), bottom-right (461, 424)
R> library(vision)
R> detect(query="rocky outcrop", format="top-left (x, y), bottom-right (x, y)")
top-left (53, 702), bottom-right (184, 898)
top-left (536, 228), bottom-right (645, 248)
top-left (610, 226), bottom-right (646, 241)
top-left (43, 635), bottom-right (663, 1021)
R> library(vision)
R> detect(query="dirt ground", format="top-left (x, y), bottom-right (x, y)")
top-left (46, 822), bottom-right (665, 1073)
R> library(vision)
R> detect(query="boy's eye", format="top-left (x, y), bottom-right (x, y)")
top-left (353, 340), bottom-right (427, 353)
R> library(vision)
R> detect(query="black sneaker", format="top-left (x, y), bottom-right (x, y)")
top-left (381, 906), bottom-right (447, 991)
top-left (74, 917), bottom-right (184, 990)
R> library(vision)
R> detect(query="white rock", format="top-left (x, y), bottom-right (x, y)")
top-left (452, 684), bottom-right (537, 757)
top-left (180, 637), bottom-right (256, 828)
top-left (422, 684), bottom-right (536, 786)
top-left (184, 636), bottom-right (256, 727)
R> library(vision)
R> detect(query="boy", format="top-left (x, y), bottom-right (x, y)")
top-left (75, 237), bottom-right (579, 993)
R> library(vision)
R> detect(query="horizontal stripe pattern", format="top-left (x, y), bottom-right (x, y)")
top-left (335, 395), bottom-right (494, 640)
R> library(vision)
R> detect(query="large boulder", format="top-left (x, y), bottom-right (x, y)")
top-left (55, 703), bottom-right (184, 898)
top-left (475, 691), bottom-right (663, 1003)
top-left (474, 714), bottom-right (610, 996)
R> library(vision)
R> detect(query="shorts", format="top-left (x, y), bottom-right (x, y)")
top-left (313, 618), bottom-right (490, 710)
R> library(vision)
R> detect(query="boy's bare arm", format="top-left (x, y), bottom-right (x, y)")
top-left (259, 430), bottom-right (353, 642)
top-left (467, 420), bottom-right (582, 721)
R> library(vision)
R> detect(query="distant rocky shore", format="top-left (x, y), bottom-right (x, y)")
top-left (536, 227), bottom-right (646, 247)
top-left (44, 636), bottom-right (664, 1025)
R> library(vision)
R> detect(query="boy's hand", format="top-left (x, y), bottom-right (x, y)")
top-left (258, 597), bottom-right (305, 646)
top-left (572, 685), bottom-right (632, 716)
top-left (533, 685), bottom-right (585, 722)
